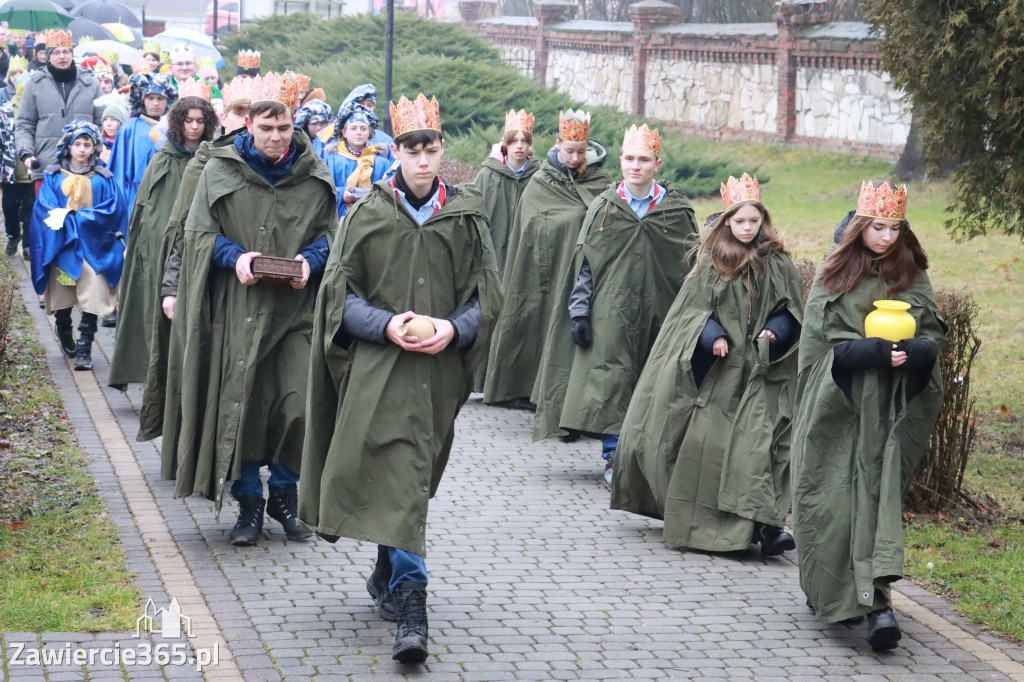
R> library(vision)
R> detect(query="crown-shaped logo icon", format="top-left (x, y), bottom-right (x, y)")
top-left (45, 29), bottom-right (73, 50)
top-left (559, 109), bottom-right (590, 143)
top-left (197, 56), bottom-right (217, 70)
top-left (855, 180), bottom-right (907, 221)
top-left (237, 49), bottom-right (261, 69)
top-left (721, 173), bottom-right (762, 210)
top-left (622, 124), bottom-right (662, 157)
top-left (142, 39), bottom-right (160, 55)
top-left (178, 77), bottom-right (213, 102)
top-left (504, 108), bottom-right (534, 133)
top-left (389, 94), bottom-right (442, 137)
top-left (8, 55), bottom-right (28, 72)
top-left (250, 71), bottom-right (302, 111)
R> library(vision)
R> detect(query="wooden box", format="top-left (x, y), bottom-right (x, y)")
top-left (251, 255), bottom-right (303, 284)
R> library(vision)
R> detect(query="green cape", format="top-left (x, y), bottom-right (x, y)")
top-left (483, 142), bottom-right (611, 405)
top-left (532, 182), bottom-right (697, 440)
top-left (108, 142), bottom-right (192, 389)
top-left (159, 134), bottom-right (337, 510)
top-left (471, 156), bottom-right (540, 273)
top-left (138, 134), bottom-right (237, 442)
top-left (297, 179), bottom-right (502, 556)
top-left (611, 251), bottom-right (804, 551)
top-left (792, 268), bottom-right (945, 623)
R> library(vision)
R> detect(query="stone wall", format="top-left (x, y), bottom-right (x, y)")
top-left (795, 67), bottom-right (909, 146)
top-left (646, 59), bottom-right (778, 134)
top-left (459, 0), bottom-right (909, 160)
top-left (548, 49), bottom-right (633, 111)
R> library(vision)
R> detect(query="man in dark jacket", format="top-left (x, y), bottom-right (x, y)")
top-left (15, 29), bottom-right (104, 185)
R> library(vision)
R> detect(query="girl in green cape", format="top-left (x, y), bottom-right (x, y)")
top-left (792, 180), bottom-right (945, 651)
top-left (612, 174), bottom-right (802, 557)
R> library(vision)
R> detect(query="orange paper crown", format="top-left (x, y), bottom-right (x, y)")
top-left (131, 57), bottom-right (150, 74)
top-left (294, 73), bottom-right (311, 94)
top-left (622, 123), bottom-right (662, 157)
top-left (221, 76), bottom-right (255, 105)
top-left (178, 77), bottom-right (213, 102)
top-left (558, 109), bottom-right (590, 142)
top-left (720, 173), bottom-right (761, 210)
top-left (389, 94), bottom-right (441, 137)
top-left (855, 180), bottom-right (907, 221)
top-left (45, 29), bottom-right (73, 50)
top-left (250, 71), bottom-right (302, 111)
top-left (237, 49), bottom-right (261, 69)
top-left (504, 108), bottom-right (534, 133)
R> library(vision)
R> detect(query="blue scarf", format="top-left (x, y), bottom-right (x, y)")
top-left (234, 131), bottom-right (299, 186)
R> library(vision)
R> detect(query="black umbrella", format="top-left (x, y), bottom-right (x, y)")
top-left (67, 17), bottom-right (117, 42)
top-left (72, 0), bottom-right (141, 28)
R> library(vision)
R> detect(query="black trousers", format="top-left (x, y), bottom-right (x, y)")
top-left (54, 308), bottom-right (98, 342)
top-left (2, 181), bottom-right (34, 242)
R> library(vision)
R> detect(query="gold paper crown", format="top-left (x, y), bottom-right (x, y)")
top-left (250, 71), bottom-right (302, 111)
top-left (558, 109), bottom-right (590, 142)
top-left (142, 39), bottom-right (160, 55)
top-left (131, 57), bottom-right (150, 74)
top-left (504, 108), bottom-right (534, 133)
top-left (389, 94), bottom-right (441, 137)
top-left (237, 49), bottom-right (260, 69)
top-left (177, 77), bottom-right (212, 102)
top-left (101, 49), bottom-right (119, 64)
top-left (160, 51), bottom-right (170, 64)
top-left (197, 56), bottom-right (217, 70)
top-left (221, 75), bottom-right (255, 105)
top-left (855, 180), bottom-right (907, 221)
top-left (78, 35), bottom-right (94, 44)
top-left (622, 123), bottom-right (662, 157)
top-left (45, 29), bottom-right (73, 50)
top-left (294, 73), bottom-right (310, 94)
top-left (9, 29), bottom-right (25, 37)
top-left (8, 55), bottom-right (28, 72)
top-left (720, 173), bottom-right (761, 210)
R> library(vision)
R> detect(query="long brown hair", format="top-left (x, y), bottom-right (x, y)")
top-left (692, 201), bottom-right (788, 282)
top-left (819, 214), bottom-right (928, 293)
top-left (500, 129), bottom-right (534, 159)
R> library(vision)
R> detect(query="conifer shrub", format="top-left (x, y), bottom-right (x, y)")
top-left (220, 12), bottom-right (751, 196)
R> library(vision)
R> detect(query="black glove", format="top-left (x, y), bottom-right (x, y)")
top-left (570, 316), bottom-right (592, 348)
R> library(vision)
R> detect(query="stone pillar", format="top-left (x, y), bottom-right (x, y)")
top-left (458, 0), bottom-right (499, 23)
top-left (628, 0), bottom-right (681, 116)
top-left (534, 0), bottom-right (577, 86)
top-left (774, 0), bottom-right (830, 140)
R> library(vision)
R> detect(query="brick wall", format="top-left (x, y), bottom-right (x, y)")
top-left (459, 0), bottom-right (909, 160)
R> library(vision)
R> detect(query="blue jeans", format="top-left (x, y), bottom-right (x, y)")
top-left (383, 545), bottom-right (428, 592)
top-left (230, 461), bottom-right (299, 500)
top-left (600, 434), bottom-right (619, 460)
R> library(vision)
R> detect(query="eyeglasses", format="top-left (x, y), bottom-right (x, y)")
top-left (51, 49), bottom-right (72, 57)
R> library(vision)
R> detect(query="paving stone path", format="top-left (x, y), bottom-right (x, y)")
top-left (5, 259), bottom-right (1024, 681)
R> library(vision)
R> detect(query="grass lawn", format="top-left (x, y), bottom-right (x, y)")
top-left (0, 260), bottom-right (140, 632)
top-left (678, 137), bottom-right (1024, 641)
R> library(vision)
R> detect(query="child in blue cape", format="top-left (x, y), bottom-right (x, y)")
top-left (29, 120), bottom-right (127, 370)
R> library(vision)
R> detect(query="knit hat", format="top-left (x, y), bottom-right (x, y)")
top-left (103, 104), bottom-right (128, 124)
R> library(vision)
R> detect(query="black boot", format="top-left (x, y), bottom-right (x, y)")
top-left (229, 494), bottom-right (265, 546)
top-left (74, 338), bottom-right (93, 371)
top-left (866, 606), bottom-right (902, 651)
top-left (392, 581), bottom-right (429, 664)
top-left (265, 484), bottom-right (312, 540)
top-left (760, 524), bottom-right (796, 557)
top-left (101, 314), bottom-right (117, 328)
top-left (366, 545), bottom-right (397, 621)
top-left (53, 309), bottom-right (76, 358)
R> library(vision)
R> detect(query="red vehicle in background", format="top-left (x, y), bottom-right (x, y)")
top-left (206, 0), bottom-right (240, 36)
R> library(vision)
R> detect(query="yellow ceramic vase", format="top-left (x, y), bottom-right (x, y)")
top-left (864, 300), bottom-right (916, 342)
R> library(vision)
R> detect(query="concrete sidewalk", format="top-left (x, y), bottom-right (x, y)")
top-left (4, 256), bottom-right (1024, 681)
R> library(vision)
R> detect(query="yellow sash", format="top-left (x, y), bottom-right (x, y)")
top-left (344, 143), bottom-right (379, 189)
top-left (59, 170), bottom-right (94, 211)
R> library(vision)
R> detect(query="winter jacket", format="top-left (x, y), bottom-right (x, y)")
top-left (15, 67), bottom-right (104, 180)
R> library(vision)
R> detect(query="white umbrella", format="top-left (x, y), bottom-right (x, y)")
top-left (73, 38), bottom-right (141, 63)
top-left (152, 28), bottom-right (224, 68)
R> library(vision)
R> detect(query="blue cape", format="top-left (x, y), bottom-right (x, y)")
top-left (107, 116), bottom-right (160, 227)
top-left (29, 169), bottom-right (127, 295)
top-left (323, 145), bottom-right (389, 218)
